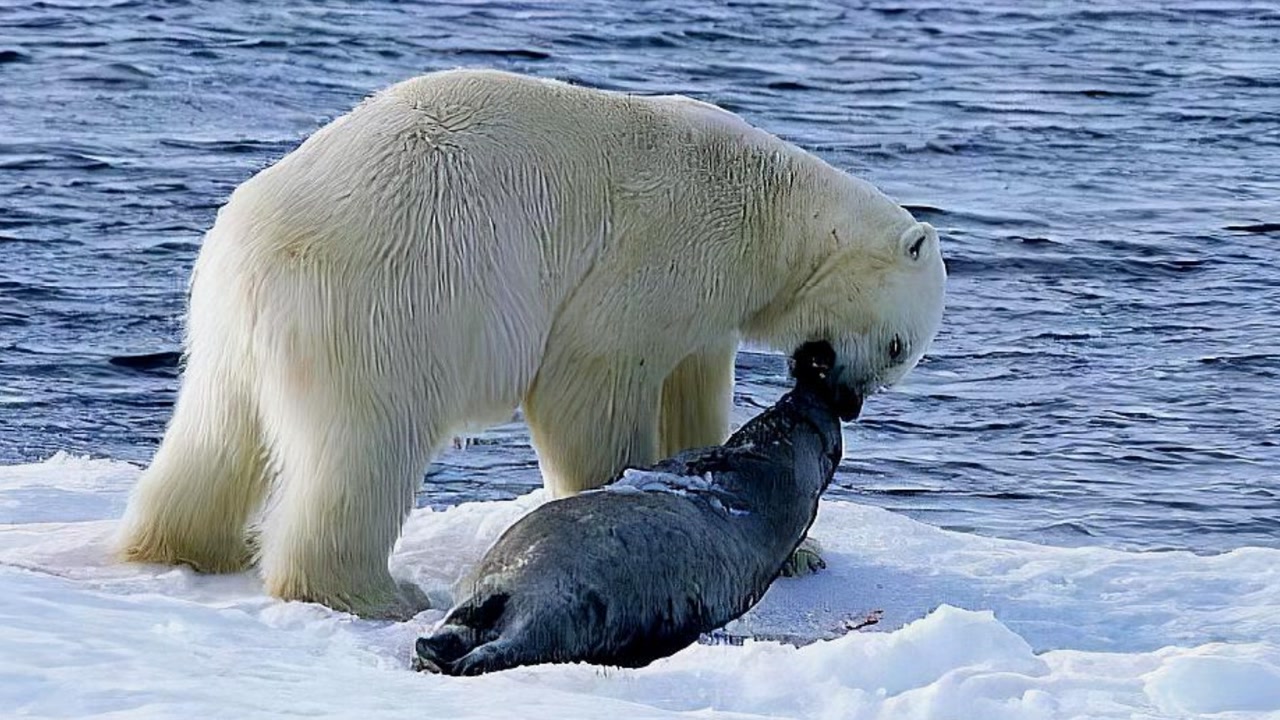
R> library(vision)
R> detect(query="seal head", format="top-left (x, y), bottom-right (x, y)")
top-left (790, 340), bottom-right (863, 421)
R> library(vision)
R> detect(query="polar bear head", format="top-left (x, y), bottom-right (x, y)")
top-left (821, 218), bottom-right (945, 397)
top-left (747, 181), bottom-right (946, 414)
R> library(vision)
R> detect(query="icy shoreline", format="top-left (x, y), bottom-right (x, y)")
top-left (3, 454), bottom-right (1278, 719)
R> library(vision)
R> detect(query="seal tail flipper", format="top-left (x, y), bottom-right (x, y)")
top-left (414, 591), bottom-right (512, 673)
top-left (414, 625), bottom-right (478, 674)
top-left (449, 638), bottom-right (522, 676)
top-left (450, 590), bottom-right (509, 628)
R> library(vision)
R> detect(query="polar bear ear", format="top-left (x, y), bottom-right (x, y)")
top-left (899, 222), bottom-right (935, 262)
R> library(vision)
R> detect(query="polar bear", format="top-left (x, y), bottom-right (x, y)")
top-left (118, 69), bottom-right (946, 618)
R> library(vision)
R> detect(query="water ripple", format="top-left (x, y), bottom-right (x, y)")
top-left (1, 0), bottom-right (1277, 554)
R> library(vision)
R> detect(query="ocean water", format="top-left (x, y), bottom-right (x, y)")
top-left (2, 0), bottom-right (1278, 554)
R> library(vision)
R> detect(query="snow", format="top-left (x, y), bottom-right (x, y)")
top-left (615, 468), bottom-right (715, 494)
top-left (2, 454), bottom-right (1278, 719)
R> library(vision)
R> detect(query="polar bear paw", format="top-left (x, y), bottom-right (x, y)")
top-left (342, 580), bottom-right (431, 621)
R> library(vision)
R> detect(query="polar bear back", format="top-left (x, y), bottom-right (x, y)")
top-left (226, 69), bottom-right (799, 308)
top-left (216, 70), bottom-right (837, 386)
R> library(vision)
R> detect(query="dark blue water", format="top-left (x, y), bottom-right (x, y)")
top-left (2, 1), bottom-right (1278, 554)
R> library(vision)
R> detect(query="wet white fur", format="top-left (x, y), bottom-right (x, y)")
top-left (117, 69), bottom-right (946, 617)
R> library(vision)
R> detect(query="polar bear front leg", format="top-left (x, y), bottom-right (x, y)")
top-left (524, 356), bottom-right (662, 498)
top-left (658, 339), bottom-right (737, 458)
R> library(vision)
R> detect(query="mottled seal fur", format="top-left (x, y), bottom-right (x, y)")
top-left (414, 341), bottom-right (855, 675)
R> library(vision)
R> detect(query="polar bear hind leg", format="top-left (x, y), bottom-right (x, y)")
top-left (118, 355), bottom-right (268, 574)
top-left (254, 375), bottom-right (436, 619)
top-left (658, 338), bottom-right (737, 458)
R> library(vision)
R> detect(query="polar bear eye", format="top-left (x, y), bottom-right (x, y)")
top-left (908, 234), bottom-right (926, 260)
top-left (889, 334), bottom-right (903, 360)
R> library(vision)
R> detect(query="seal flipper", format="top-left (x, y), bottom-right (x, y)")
top-left (448, 638), bottom-right (522, 676)
top-left (415, 627), bottom-right (474, 673)
top-left (414, 591), bottom-right (511, 674)
top-left (449, 589), bottom-right (510, 628)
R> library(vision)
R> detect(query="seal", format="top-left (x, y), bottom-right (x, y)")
top-left (412, 340), bottom-right (857, 676)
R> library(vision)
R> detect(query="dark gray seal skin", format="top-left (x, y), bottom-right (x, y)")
top-left (414, 340), bottom-right (858, 676)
